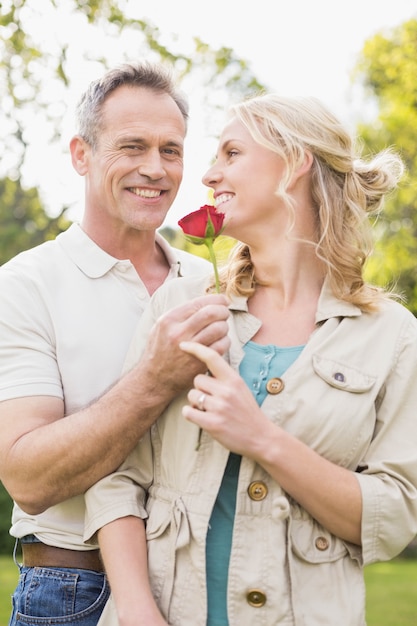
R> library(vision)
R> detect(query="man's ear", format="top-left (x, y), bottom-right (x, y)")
top-left (70, 135), bottom-right (90, 176)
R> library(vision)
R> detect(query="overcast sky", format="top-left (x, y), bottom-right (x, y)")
top-left (150, 0), bottom-right (417, 227)
top-left (21, 0), bottom-right (417, 228)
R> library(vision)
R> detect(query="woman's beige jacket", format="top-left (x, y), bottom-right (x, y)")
top-left (85, 275), bottom-right (417, 626)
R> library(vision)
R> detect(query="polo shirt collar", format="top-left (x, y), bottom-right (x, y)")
top-left (57, 223), bottom-right (180, 279)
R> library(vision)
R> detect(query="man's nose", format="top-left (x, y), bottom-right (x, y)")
top-left (138, 150), bottom-right (166, 180)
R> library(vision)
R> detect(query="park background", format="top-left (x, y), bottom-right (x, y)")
top-left (1, 0), bottom-right (417, 623)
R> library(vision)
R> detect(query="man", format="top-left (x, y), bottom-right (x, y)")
top-left (0, 62), bottom-right (230, 625)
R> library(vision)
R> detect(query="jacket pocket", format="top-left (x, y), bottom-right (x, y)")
top-left (288, 516), bottom-right (365, 625)
top-left (312, 354), bottom-right (376, 393)
top-left (290, 515), bottom-right (362, 564)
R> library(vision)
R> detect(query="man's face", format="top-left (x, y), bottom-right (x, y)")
top-left (82, 84), bottom-right (186, 233)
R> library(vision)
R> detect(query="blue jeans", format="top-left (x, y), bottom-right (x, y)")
top-left (8, 538), bottom-right (110, 626)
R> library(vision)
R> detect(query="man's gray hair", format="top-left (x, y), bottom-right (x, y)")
top-left (76, 61), bottom-right (189, 149)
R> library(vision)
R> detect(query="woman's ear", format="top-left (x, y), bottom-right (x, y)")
top-left (299, 149), bottom-right (314, 176)
top-left (288, 149), bottom-right (314, 189)
top-left (69, 135), bottom-right (90, 176)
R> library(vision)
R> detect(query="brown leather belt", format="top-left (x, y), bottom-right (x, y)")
top-left (22, 542), bottom-right (105, 572)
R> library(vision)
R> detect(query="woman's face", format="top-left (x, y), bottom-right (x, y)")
top-left (202, 117), bottom-right (287, 240)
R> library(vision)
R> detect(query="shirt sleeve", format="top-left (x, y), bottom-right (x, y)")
top-left (0, 267), bottom-right (63, 401)
top-left (357, 314), bottom-right (417, 564)
top-left (83, 431), bottom-right (153, 543)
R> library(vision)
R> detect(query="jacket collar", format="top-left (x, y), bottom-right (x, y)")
top-left (315, 277), bottom-right (362, 323)
top-left (225, 277), bottom-right (363, 369)
top-left (227, 276), bottom-right (362, 323)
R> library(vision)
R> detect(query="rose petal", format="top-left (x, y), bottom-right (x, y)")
top-left (178, 205), bottom-right (225, 239)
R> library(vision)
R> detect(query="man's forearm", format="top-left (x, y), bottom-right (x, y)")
top-left (4, 365), bottom-right (173, 514)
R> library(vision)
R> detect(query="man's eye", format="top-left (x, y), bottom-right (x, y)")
top-left (163, 148), bottom-right (180, 155)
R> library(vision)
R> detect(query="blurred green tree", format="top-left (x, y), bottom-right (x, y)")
top-left (0, 177), bottom-right (71, 264)
top-left (0, 483), bottom-right (14, 554)
top-left (354, 18), bottom-right (417, 314)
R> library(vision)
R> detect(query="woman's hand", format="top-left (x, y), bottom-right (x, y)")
top-left (180, 341), bottom-right (274, 458)
top-left (180, 341), bottom-right (362, 544)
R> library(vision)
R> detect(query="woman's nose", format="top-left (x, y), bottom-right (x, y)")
top-left (202, 164), bottom-right (221, 187)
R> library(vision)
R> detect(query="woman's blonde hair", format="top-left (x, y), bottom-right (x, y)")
top-left (216, 93), bottom-right (404, 312)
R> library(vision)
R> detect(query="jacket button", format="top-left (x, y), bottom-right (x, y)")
top-left (315, 536), bottom-right (329, 551)
top-left (247, 481), bottom-right (268, 501)
top-left (246, 589), bottom-right (267, 607)
top-left (266, 377), bottom-right (285, 394)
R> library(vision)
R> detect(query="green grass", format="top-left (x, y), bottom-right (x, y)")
top-left (0, 556), bottom-right (17, 626)
top-left (0, 556), bottom-right (417, 625)
top-left (364, 559), bottom-right (417, 625)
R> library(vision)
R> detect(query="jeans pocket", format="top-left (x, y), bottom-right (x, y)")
top-left (11, 567), bottom-right (109, 625)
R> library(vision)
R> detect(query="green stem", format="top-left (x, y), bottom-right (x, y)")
top-left (205, 239), bottom-right (220, 293)
top-left (195, 238), bottom-right (219, 451)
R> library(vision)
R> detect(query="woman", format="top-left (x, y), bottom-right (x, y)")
top-left (85, 94), bottom-right (417, 626)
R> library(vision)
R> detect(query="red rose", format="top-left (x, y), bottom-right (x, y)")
top-left (178, 205), bottom-right (225, 241)
top-left (178, 205), bottom-right (225, 293)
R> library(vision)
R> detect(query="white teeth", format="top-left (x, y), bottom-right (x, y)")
top-left (129, 188), bottom-right (161, 198)
top-left (215, 193), bottom-right (233, 207)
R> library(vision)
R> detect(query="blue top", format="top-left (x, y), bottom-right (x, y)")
top-left (206, 341), bottom-right (304, 625)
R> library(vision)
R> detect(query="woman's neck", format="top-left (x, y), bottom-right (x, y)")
top-left (246, 241), bottom-right (326, 346)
